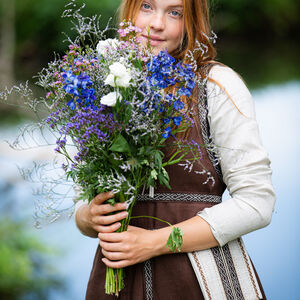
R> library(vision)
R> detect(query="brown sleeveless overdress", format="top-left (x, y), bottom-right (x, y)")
top-left (85, 83), bottom-right (267, 299)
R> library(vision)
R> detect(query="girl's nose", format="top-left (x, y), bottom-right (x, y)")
top-left (149, 13), bottom-right (165, 31)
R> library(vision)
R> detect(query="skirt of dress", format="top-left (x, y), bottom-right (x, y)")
top-left (85, 200), bottom-right (267, 300)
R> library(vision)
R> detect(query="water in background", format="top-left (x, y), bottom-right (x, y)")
top-left (0, 81), bottom-right (299, 299)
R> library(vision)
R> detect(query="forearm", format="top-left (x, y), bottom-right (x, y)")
top-left (75, 204), bottom-right (98, 238)
top-left (152, 215), bottom-right (220, 256)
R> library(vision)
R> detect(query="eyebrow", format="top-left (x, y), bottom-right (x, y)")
top-left (146, 0), bottom-right (183, 10)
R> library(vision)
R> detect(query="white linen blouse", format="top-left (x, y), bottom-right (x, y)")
top-left (74, 64), bottom-right (276, 247)
top-left (197, 64), bottom-right (276, 247)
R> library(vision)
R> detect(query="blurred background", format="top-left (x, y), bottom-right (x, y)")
top-left (0, 0), bottom-right (299, 299)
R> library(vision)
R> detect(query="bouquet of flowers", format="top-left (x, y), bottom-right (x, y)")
top-left (0, 3), bottom-right (207, 296)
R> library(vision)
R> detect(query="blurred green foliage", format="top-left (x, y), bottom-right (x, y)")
top-left (10, 0), bottom-right (299, 66)
top-left (0, 218), bottom-right (64, 300)
top-left (1, 0), bottom-right (299, 87)
top-left (211, 0), bottom-right (300, 37)
top-left (11, 0), bottom-right (121, 77)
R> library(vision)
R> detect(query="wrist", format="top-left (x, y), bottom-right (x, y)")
top-left (75, 204), bottom-right (98, 238)
top-left (151, 226), bottom-right (173, 257)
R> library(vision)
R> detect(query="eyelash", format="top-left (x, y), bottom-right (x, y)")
top-left (141, 3), bottom-right (151, 11)
top-left (141, 2), bottom-right (183, 18)
top-left (170, 10), bottom-right (182, 18)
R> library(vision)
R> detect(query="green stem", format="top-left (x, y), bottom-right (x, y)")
top-left (130, 215), bottom-right (172, 227)
top-left (162, 155), bottom-right (202, 167)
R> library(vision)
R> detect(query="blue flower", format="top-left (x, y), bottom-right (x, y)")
top-left (163, 118), bottom-right (170, 124)
top-left (146, 50), bottom-right (177, 90)
top-left (173, 100), bottom-right (185, 110)
top-left (62, 70), bottom-right (96, 110)
top-left (173, 116), bottom-right (182, 126)
top-left (166, 93), bottom-right (174, 103)
top-left (67, 99), bottom-right (76, 110)
top-left (162, 126), bottom-right (171, 139)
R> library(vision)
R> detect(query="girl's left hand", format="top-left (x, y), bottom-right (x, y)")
top-left (98, 225), bottom-right (158, 268)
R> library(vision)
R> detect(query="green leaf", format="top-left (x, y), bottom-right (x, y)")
top-left (109, 134), bottom-right (131, 154)
top-left (158, 172), bottom-right (171, 189)
top-left (166, 227), bottom-right (183, 252)
top-left (106, 198), bottom-right (117, 206)
top-left (154, 150), bottom-right (163, 170)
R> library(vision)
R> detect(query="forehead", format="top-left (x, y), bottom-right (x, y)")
top-left (145, 0), bottom-right (183, 7)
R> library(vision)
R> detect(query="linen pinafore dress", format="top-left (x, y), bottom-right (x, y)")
top-left (85, 75), bottom-right (267, 300)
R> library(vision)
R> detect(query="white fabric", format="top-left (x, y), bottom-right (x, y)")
top-left (197, 65), bottom-right (276, 247)
top-left (188, 237), bottom-right (263, 300)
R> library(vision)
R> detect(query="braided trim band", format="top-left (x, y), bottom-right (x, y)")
top-left (192, 252), bottom-right (213, 300)
top-left (237, 238), bottom-right (261, 299)
top-left (143, 259), bottom-right (153, 300)
top-left (137, 193), bottom-right (222, 203)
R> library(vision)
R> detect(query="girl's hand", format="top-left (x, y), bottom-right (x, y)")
top-left (99, 225), bottom-right (159, 268)
top-left (87, 191), bottom-right (128, 233)
top-left (75, 191), bottom-right (128, 237)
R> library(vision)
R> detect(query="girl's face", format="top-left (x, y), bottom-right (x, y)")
top-left (135, 0), bottom-right (184, 55)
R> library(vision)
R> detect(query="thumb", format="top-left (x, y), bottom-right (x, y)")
top-left (93, 191), bottom-right (114, 205)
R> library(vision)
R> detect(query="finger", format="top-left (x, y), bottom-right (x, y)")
top-left (99, 240), bottom-right (124, 252)
top-left (98, 232), bottom-right (124, 242)
top-left (93, 191), bottom-right (114, 205)
top-left (93, 211), bottom-right (128, 226)
top-left (89, 202), bottom-right (127, 219)
top-left (100, 202), bottom-right (128, 215)
top-left (94, 222), bottom-right (121, 233)
top-left (101, 257), bottom-right (131, 269)
top-left (102, 249), bottom-right (127, 261)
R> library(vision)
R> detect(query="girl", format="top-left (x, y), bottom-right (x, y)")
top-left (75, 0), bottom-right (276, 299)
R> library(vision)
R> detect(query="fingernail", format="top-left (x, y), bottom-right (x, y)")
top-left (122, 211), bottom-right (128, 218)
top-left (109, 191), bottom-right (114, 197)
top-left (123, 202), bottom-right (129, 209)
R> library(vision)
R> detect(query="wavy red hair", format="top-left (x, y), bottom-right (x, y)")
top-left (119, 0), bottom-right (217, 74)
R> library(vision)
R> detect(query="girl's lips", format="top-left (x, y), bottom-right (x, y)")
top-left (141, 35), bottom-right (165, 46)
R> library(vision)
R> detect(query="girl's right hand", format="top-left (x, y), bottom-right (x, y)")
top-left (75, 191), bottom-right (128, 237)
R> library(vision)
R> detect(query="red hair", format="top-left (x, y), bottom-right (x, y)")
top-left (118, 0), bottom-right (242, 143)
top-left (119, 0), bottom-right (217, 75)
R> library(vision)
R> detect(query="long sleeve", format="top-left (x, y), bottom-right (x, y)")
top-left (197, 65), bottom-right (276, 247)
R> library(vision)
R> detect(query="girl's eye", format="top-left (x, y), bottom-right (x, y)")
top-left (141, 3), bottom-right (151, 10)
top-left (170, 10), bottom-right (182, 17)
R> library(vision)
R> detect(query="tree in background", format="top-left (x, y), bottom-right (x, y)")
top-left (0, 217), bottom-right (64, 300)
top-left (0, 0), bottom-right (15, 89)
top-left (211, 0), bottom-right (300, 37)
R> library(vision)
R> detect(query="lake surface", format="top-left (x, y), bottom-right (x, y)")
top-left (0, 80), bottom-right (299, 299)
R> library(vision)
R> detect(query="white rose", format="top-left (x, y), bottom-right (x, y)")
top-left (96, 38), bottom-right (119, 57)
top-left (100, 91), bottom-right (121, 107)
top-left (104, 62), bottom-right (131, 88)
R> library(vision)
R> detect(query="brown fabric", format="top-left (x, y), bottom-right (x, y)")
top-left (86, 202), bottom-right (267, 299)
top-left (156, 85), bottom-right (226, 196)
top-left (86, 202), bottom-right (212, 300)
top-left (85, 77), bottom-right (266, 299)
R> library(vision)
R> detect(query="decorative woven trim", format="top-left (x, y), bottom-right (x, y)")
top-left (211, 246), bottom-right (245, 300)
top-left (198, 83), bottom-right (223, 180)
top-left (137, 193), bottom-right (222, 203)
top-left (188, 237), bottom-right (263, 300)
top-left (237, 238), bottom-right (261, 299)
top-left (192, 252), bottom-right (213, 300)
top-left (144, 259), bottom-right (153, 300)
top-left (222, 245), bottom-right (245, 299)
